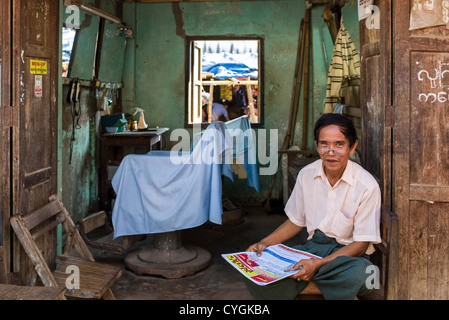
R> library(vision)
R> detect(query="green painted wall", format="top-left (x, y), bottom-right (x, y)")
top-left (121, 1), bottom-right (360, 202)
top-left (59, 0), bottom-right (124, 222)
top-left (58, 0), bottom-right (362, 214)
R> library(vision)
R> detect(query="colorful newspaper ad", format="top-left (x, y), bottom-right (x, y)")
top-left (222, 244), bottom-right (321, 286)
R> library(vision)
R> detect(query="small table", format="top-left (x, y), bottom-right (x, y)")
top-left (100, 128), bottom-right (169, 210)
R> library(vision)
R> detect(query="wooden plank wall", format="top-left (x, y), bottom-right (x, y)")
top-left (359, 0), bottom-right (392, 210)
top-left (12, 0), bottom-right (59, 285)
top-left (0, 0), bottom-right (12, 273)
top-left (409, 201), bottom-right (449, 299)
top-left (394, 0), bottom-right (449, 299)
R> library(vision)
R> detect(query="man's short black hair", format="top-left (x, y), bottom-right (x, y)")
top-left (313, 113), bottom-right (358, 148)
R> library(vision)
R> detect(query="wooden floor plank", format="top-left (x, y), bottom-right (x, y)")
top-left (0, 284), bottom-right (65, 300)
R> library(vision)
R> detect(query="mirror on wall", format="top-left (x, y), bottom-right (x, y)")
top-left (62, 5), bottom-right (128, 83)
top-left (62, 27), bottom-right (76, 78)
top-left (62, 10), bottom-right (100, 80)
top-left (97, 20), bottom-right (127, 83)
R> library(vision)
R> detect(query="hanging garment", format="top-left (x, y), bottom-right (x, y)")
top-left (324, 19), bottom-right (361, 113)
top-left (235, 85), bottom-right (247, 107)
top-left (220, 85), bottom-right (233, 102)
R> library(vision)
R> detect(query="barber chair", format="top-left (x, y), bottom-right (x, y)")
top-left (111, 116), bottom-right (259, 278)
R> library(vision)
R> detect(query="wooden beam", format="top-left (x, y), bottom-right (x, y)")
top-left (122, 0), bottom-right (289, 2)
top-left (202, 80), bottom-right (258, 86)
top-left (307, 0), bottom-right (331, 4)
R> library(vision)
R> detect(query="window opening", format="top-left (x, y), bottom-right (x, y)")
top-left (187, 39), bottom-right (262, 126)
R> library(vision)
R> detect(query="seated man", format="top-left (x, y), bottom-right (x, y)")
top-left (244, 113), bottom-right (381, 300)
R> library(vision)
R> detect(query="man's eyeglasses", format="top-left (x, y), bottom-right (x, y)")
top-left (316, 142), bottom-right (349, 156)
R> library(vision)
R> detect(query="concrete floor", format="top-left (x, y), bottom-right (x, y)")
top-left (90, 204), bottom-right (382, 300)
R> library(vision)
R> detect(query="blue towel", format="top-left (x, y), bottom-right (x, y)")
top-left (192, 116), bottom-right (260, 192)
top-left (225, 116), bottom-right (260, 192)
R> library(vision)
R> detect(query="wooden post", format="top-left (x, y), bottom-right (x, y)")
top-left (302, 8), bottom-right (311, 150)
top-left (208, 84), bottom-right (213, 123)
top-left (287, 19), bottom-right (306, 149)
top-left (246, 77), bottom-right (256, 123)
top-left (0, 247), bottom-right (7, 284)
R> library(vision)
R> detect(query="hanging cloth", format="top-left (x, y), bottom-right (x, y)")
top-left (220, 85), bottom-right (233, 102)
top-left (324, 18), bottom-right (361, 113)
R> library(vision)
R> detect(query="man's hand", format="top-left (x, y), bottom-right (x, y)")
top-left (287, 241), bottom-right (370, 282)
top-left (246, 241), bottom-right (269, 257)
top-left (288, 259), bottom-right (323, 282)
top-left (245, 220), bottom-right (303, 257)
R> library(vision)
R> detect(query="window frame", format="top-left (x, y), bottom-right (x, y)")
top-left (184, 35), bottom-right (264, 128)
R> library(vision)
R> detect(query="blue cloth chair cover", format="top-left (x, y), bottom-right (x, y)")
top-left (111, 117), bottom-right (259, 238)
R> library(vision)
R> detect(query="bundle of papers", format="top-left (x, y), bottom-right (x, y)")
top-left (222, 244), bottom-right (321, 286)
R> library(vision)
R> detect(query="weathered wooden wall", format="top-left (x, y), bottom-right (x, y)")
top-left (393, 0), bottom-right (449, 299)
top-left (360, 0), bottom-right (392, 206)
top-left (11, 0), bottom-right (59, 284)
top-left (59, 0), bottom-right (125, 223)
top-left (0, 0), bottom-right (12, 275)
